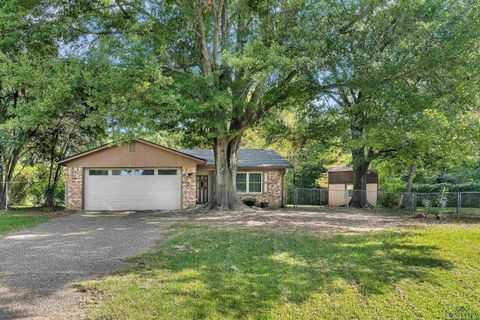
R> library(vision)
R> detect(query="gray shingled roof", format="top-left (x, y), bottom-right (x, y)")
top-left (182, 149), bottom-right (293, 168)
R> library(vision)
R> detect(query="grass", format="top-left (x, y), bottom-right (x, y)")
top-left (0, 208), bottom-right (51, 234)
top-left (82, 223), bottom-right (480, 320)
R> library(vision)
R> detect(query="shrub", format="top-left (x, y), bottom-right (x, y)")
top-left (378, 192), bottom-right (402, 208)
top-left (413, 182), bottom-right (480, 193)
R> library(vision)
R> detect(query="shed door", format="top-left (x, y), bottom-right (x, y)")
top-left (84, 168), bottom-right (181, 211)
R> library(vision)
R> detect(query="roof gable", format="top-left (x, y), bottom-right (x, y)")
top-left (58, 139), bottom-right (293, 169)
top-left (58, 139), bottom-right (206, 166)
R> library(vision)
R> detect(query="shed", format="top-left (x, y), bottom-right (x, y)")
top-left (327, 167), bottom-right (378, 207)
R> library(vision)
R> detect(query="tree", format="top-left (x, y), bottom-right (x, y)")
top-left (57, 0), bottom-right (305, 210)
top-left (29, 62), bottom-right (103, 207)
top-left (290, 0), bottom-right (480, 207)
top-left (0, 0), bottom-right (102, 208)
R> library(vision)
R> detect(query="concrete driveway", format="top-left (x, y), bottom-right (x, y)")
top-left (0, 211), bottom-right (185, 319)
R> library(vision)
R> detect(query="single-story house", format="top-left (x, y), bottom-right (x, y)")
top-left (327, 166), bottom-right (378, 207)
top-left (58, 138), bottom-right (293, 211)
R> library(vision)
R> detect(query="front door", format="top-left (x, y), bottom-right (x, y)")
top-left (196, 175), bottom-right (208, 204)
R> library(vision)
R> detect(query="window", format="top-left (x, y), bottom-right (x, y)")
top-left (236, 173), bottom-right (247, 192)
top-left (158, 169), bottom-right (177, 175)
top-left (135, 169), bottom-right (154, 176)
top-left (89, 169), bottom-right (109, 176)
top-left (236, 172), bottom-right (262, 193)
top-left (249, 173), bottom-right (262, 193)
top-left (112, 169), bottom-right (132, 176)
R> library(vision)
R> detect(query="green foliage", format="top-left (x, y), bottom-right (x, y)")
top-left (264, 0), bottom-right (480, 195)
top-left (8, 167), bottom-right (36, 205)
top-left (377, 192), bottom-right (403, 208)
top-left (8, 166), bottom-right (65, 206)
top-left (379, 176), bottom-right (407, 192)
top-left (413, 182), bottom-right (480, 193)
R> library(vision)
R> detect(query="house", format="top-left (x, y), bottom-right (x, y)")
top-left (58, 139), bottom-right (293, 211)
top-left (327, 166), bottom-right (378, 206)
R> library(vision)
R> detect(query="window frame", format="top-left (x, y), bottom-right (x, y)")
top-left (236, 173), bottom-right (247, 193)
top-left (135, 168), bottom-right (155, 176)
top-left (112, 169), bottom-right (133, 176)
top-left (88, 169), bottom-right (109, 176)
top-left (236, 172), bottom-right (263, 194)
top-left (158, 169), bottom-right (178, 176)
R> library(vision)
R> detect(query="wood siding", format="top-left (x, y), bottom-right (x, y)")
top-left (328, 171), bottom-right (378, 184)
top-left (64, 142), bottom-right (201, 168)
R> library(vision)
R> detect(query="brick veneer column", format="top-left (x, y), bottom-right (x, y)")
top-left (182, 166), bottom-right (197, 209)
top-left (67, 167), bottom-right (83, 210)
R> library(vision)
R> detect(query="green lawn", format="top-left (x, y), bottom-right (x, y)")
top-left (0, 209), bottom-right (50, 234)
top-left (82, 224), bottom-right (480, 320)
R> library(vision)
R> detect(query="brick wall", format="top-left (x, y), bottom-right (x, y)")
top-left (182, 166), bottom-right (197, 209)
top-left (239, 170), bottom-right (285, 208)
top-left (67, 167), bottom-right (83, 210)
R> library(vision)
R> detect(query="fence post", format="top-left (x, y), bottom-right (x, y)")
top-left (344, 189), bottom-right (349, 208)
top-left (456, 191), bottom-right (461, 215)
top-left (294, 188), bottom-right (298, 208)
top-left (413, 192), bottom-right (417, 213)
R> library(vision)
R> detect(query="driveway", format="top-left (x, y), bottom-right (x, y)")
top-left (0, 211), bottom-right (185, 319)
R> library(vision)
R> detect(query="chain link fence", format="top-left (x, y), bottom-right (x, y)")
top-left (288, 188), bottom-right (480, 215)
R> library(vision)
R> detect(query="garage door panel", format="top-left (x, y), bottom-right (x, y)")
top-left (84, 168), bottom-right (182, 210)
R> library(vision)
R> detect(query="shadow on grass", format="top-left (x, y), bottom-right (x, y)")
top-left (109, 225), bottom-right (452, 319)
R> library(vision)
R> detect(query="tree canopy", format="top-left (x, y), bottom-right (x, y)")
top-left (1, 0), bottom-right (479, 210)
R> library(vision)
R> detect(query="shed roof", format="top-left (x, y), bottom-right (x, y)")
top-left (328, 165), bottom-right (373, 172)
top-left (182, 149), bottom-right (293, 169)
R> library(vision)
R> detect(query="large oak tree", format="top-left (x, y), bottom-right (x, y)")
top-left (291, 0), bottom-right (480, 207)
top-left (57, 0), bottom-right (312, 210)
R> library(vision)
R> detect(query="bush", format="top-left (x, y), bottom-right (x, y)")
top-left (8, 166), bottom-right (65, 207)
top-left (413, 182), bottom-right (480, 193)
top-left (378, 192), bottom-right (402, 208)
top-left (242, 198), bottom-right (256, 206)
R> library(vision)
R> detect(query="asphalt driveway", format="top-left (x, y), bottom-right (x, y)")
top-left (0, 211), bottom-right (185, 319)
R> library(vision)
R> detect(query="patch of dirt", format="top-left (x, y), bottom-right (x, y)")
top-left (188, 207), bottom-right (430, 232)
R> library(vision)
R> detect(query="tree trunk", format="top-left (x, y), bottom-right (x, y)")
top-left (400, 162), bottom-right (416, 208)
top-left (405, 163), bottom-right (416, 193)
top-left (44, 165), bottom-right (63, 208)
top-left (44, 188), bottom-right (55, 208)
top-left (207, 136), bottom-right (243, 210)
top-left (350, 148), bottom-right (371, 208)
top-left (0, 188), bottom-right (6, 210)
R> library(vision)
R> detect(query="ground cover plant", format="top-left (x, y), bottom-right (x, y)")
top-left (82, 222), bottom-right (480, 320)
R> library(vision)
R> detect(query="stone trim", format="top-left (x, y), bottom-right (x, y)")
top-left (182, 166), bottom-right (197, 209)
top-left (67, 167), bottom-right (83, 210)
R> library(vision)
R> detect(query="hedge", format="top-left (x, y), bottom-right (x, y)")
top-left (412, 182), bottom-right (480, 193)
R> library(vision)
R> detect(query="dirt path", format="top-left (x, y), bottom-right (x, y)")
top-left (189, 207), bottom-right (423, 232)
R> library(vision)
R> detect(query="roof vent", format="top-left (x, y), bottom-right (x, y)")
top-left (128, 142), bottom-right (136, 152)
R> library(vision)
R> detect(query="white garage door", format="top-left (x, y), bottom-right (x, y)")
top-left (84, 168), bottom-right (181, 211)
